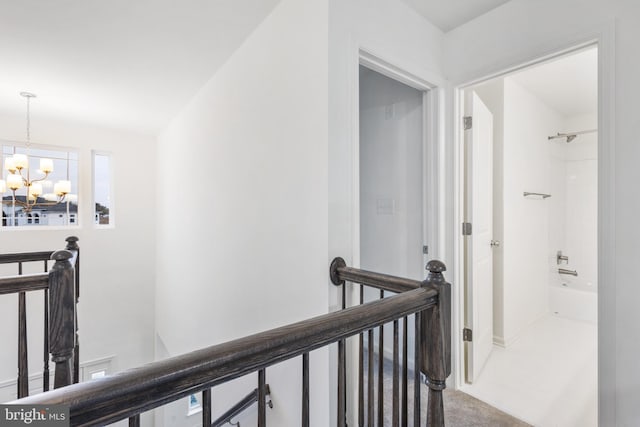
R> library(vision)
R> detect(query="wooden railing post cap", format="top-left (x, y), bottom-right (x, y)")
top-left (424, 260), bottom-right (447, 286)
top-left (65, 236), bottom-right (79, 249)
top-left (51, 250), bottom-right (73, 262)
top-left (426, 260), bottom-right (446, 273)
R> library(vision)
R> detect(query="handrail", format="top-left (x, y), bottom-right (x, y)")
top-left (0, 273), bottom-right (49, 295)
top-left (0, 236), bottom-right (79, 268)
top-left (330, 257), bottom-right (420, 293)
top-left (0, 251), bottom-right (54, 264)
top-left (14, 286), bottom-right (438, 426)
top-left (212, 385), bottom-right (272, 427)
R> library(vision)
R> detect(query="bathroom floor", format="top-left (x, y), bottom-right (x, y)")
top-left (461, 314), bottom-right (597, 427)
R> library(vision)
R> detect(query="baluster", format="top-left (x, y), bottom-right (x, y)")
top-left (421, 261), bottom-right (451, 427)
top-left (202, 388), bottom-right (212, 427)
top-left (392, 319), bottom-right (399, 427)
top-left (338, 338), bottom-right (346, 427)
top-left (43, 288), bottom-right (50, 392)
top-left (128, 414), bottom-right (140, 427)
top-left (49, 250), bottom-right (76, 388)
top-left (302, 352), bottom-right (309, 427)
top-left (414, 314), bottom-right (421, 426)
top-left (367, 329), bottom-right (374, 427)
top-left (401, 316), bottom-right (408, 427)
top-left (16, 260), bottom-right (29, 398)
top-left (43, 259), bottom-right (50, 392)
top-left (358, 284), bottom-right (364, 427)
top-left (258, 369), bottom-right (266, 427)
top-left (65, 236), bottom-right (80, 385)
top-left (377, 290), bottom-right (384, 427)
top-left (17, 291), bottom-right (29, 398)
top-left (338, 281), bottom-right (347, 427)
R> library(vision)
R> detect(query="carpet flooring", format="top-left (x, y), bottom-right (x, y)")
top-left (363, 352), bottom-right (531, 426)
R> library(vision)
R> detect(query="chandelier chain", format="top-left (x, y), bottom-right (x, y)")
top-left (26, 95), bottom-right (30, 145)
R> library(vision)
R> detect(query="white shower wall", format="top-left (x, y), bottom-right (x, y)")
top-left (500, 78), bottom-right (563, 345)
top-left (549, 113), bottom-right (598, 323)
top-left (475, 78), bottom-right (598, 347)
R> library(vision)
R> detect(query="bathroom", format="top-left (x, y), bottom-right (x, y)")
top-left (461, 46), bottom-right (598, 426)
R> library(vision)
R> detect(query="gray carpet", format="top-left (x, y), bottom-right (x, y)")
top-left (441, 388), bottom-right (531, 427)
top-left (363, 352), bottom-right (531, 426)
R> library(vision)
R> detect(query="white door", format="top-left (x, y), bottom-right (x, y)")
top-left (465, 91), bottom-right (494, 383)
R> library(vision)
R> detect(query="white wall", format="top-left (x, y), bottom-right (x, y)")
top-left (0, 114), bottom-right (156, 404)
top-left (549, 113), bottom-right (598, 323)
top-left (155, 0), bottom-right (329, 426)
top-left (501, 78), bottom-right (564, 344)
top-left (561, 113), bottom-right (598, 292)
top-left (445, 0), bottom-right (639, 423)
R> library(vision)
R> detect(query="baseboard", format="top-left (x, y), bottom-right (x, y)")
top-left (0, 355), bottom-right (115, 402)
top-left (493, 336), bottom-right (507, 348)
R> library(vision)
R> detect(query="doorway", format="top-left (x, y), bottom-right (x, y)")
top-left (358, 65), bottom-right (426, 282)
top-left (459, 46), bottom-right (599, 426)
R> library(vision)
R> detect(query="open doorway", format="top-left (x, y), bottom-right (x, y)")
top-left (459, 46), bottom-right (598, 426)
top-left (359, 65), bottom-right (426, 282)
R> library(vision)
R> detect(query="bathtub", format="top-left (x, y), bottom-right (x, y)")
top-left (549, 283), bottom-right (597, 324)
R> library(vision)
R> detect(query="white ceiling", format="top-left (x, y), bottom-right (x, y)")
top-left (401, 0), bottom-right (512, 32)
top-left (0, 0), bottom-right (280, 135)
top-left (510, 47), bottom-right (598, 117)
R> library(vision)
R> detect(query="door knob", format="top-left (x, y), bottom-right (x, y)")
top-left (490, 240), bottom-right (500, 247)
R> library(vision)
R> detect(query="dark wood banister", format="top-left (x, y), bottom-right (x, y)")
top-left (11, 257), bottom-right (450, 426)
top-left (0, 236), bottom-right (80, 398)
top-left (331, 257), bottom-right (452, 426)
top-left (0, 251), bottom-right (56, 264)
top-left (330, 257), bottom-right (421, 293)
top-left (14, 287), bottom-right (438, 425)
top-left (0, 273), bottom-right (49, 294)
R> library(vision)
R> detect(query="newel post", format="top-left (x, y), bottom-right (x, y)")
top-left (421, 260), bottom-right (452, 426)
top-left (64, 236), bottom-right (80, 384)
top-left (49, 249), bottom-right (76, 389)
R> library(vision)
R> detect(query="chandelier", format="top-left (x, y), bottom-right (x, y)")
top-left (0, 92), bottom-right (71, 217)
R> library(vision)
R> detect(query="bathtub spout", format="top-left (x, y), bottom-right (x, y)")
top-left (558, 268), bottom-right (578, 276)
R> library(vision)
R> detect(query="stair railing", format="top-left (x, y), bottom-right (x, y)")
top-left (0, 236), bottom-right (80, 398)
top-left (330, 258), bottom-right (451, 426)
top-left (10, 257), bottom-right (450, 427)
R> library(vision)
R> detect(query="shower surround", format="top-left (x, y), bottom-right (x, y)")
top-left (549, 114), bottom-right (598, 324)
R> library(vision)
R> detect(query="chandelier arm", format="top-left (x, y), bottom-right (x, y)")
top-left (29, 172), bottom-right (50, 184)
top-left (1, 199), bottom-right (63, 207)
top-left (2, 198), bottom-right (27, 208)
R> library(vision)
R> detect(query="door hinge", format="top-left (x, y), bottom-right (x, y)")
top-left (463, 116), bottom-right (473, 130)
top-left (462, 222), bottom-right (472, 236)
top-left (463, 328), bottom-right (473, 342)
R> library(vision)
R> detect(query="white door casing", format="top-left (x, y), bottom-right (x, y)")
top-left (464, 91), bottom-right (494, 383)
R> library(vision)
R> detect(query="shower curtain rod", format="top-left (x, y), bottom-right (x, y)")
top-left (548, 129), bottom-right (597, 142)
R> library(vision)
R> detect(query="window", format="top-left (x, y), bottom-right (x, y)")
top-left (1, 144), bottom-right (78, 228)
top-left (93, 152), bottom-right (112, 226)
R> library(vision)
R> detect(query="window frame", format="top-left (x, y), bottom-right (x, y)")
top-left (92, 150), bottom-right (115, 229)
top-left (1, 139), bottom-right (80, 231)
